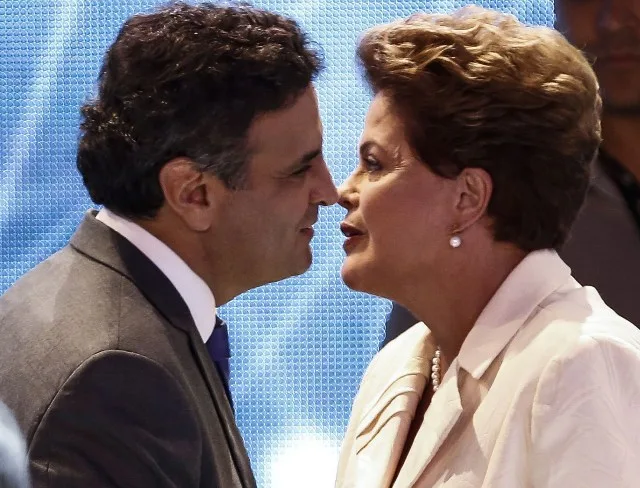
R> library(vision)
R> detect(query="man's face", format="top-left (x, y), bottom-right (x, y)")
top-left (556, 0), bottom-right (640, 113)
top-left (212, 86), bottom-right (338, 290)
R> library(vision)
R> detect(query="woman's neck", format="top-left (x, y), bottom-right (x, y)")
top-left (404, 242), bottom-right (526, 365)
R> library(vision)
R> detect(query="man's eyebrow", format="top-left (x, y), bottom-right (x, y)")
top-left (286, 147), bottom-right (322, 172)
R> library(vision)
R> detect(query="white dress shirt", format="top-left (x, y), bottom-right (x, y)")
top-left (96, 208), bottom-right (216, 343)
top-left (336, 249), bottom-right (640, 487)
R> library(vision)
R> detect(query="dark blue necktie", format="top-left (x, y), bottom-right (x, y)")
top-left (205, 316), bottom-right (233, 407)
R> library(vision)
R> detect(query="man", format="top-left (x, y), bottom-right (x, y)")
top-left (383, 0), bottom-right (640, 346)
top-left (0, 3), bottom-right (337, 487)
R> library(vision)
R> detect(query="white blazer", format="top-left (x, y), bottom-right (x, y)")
top-left (336, 250), bottom-right (640, 487)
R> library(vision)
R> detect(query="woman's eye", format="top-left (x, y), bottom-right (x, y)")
top-left (364, 156), bottom-right (382, 172)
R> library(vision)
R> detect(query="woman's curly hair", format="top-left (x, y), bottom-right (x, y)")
top-left (358, 6), bottom-right (602, 251)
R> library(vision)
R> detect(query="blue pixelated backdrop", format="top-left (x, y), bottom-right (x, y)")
top-left (0, 1), bottom-right (553, 486)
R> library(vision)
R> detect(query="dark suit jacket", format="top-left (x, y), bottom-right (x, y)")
top-left (384, 161), bottom-right (640, 346)
top-left (0, 211), bottom-right (256, 488)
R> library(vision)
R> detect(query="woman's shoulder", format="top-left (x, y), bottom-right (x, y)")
top-left (529, 283), bottom-right (640, 355)
top-left (505, 284), bottom-right (640, 399)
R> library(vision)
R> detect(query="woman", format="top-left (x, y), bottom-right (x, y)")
top-left (336, 6), bottom-right (640, 488)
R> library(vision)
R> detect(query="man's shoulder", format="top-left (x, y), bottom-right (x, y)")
top-left (0, 242), bottom-right (178, 429)
top-left (1, 243), bottom-right (110, 304)
top-left (0, 243), bottom-right (130, 334)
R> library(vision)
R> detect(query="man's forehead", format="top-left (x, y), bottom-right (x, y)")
top-left (247, 89), bottom-right (319, 139)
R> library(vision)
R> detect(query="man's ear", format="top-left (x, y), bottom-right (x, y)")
top-left (158, 158), bottom-right (219, 232)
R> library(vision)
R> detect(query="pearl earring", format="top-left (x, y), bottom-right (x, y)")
top-left (449, 235), bottom-right (462, 248)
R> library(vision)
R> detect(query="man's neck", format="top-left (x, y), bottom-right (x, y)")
top-left (601, 114), bottom-right (640, 181)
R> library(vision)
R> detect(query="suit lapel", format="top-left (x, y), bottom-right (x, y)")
top-left (70, 211), bottom-right (194, 334)
top-left (70, 211), bottom-right (255, 487)
top-left (350, 324), bottom-right (465, 488)
top-left (188, 327), bottom-right (255, 487)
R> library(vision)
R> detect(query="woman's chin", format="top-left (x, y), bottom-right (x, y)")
top-left (340, 260), bottom-right (378, 294)
top-left (340, 262), bottom-right (365, 291)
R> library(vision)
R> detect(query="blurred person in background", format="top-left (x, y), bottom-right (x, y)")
top-left (0, 3), bottom-right (337, 487)
top-left (384, 0), bottom-right (640, 346)
top-left (336, 7), bottom-right (640, 487)
top-left (0, 401), bottom-right (29, 488)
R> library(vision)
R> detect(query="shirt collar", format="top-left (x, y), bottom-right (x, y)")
top-left (457, 249), bottom-right (573, 379)
top-left (96, 208), bottom-right (216, 343)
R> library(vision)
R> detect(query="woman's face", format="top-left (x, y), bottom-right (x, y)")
top-left (338, 93), bottom-right (459, 299)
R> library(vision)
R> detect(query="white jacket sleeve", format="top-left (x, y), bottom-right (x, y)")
top-left (531, 335), bottom-right (640, 487)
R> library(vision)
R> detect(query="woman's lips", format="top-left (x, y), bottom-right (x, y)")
top-left (343, 234), bottom-right (365, 253)
top-left (340, 222), bottom-right (365, 252)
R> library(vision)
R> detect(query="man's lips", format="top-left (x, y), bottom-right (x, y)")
top-left (299, 220), bottom-right (316, 239)
top-left (300, 227), bottom-right (314, 239)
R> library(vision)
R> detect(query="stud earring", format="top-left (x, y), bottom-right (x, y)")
top-left (449, 235), bottom-right (462, 248)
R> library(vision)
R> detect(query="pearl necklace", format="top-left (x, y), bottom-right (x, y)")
top-left (431, 347), bottom-right (442, 392)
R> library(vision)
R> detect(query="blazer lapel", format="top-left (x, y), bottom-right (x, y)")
top-left (70, 211), bottom-right (255, 487)
top-left (392, 358), bottom-right (463, 487)
top-left (188, 327), bottom-right (255, 487)
top-left (354, 356), bottom-right (429, 454)
top-left (351, 325), bottom-right (447, 488)
top-left (352, 359), bottom-right (428, 488)
top-left (70, 212), bottom-right (195, 332)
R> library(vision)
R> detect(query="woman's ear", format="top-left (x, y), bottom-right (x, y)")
top-left (452, 167), bottom-right (493, 233)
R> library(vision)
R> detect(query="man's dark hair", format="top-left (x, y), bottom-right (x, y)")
top-left (77, 2), bottom-right (323, 218)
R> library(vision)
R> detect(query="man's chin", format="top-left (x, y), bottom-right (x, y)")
top-left (297, 246), bottom-right (313, 272)
top-left (277, 250), bottom-right (313, 281)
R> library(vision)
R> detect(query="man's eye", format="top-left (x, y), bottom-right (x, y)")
top-left (291, 165), bottom-right (311, 177)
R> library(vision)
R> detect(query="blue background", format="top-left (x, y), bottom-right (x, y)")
top-left (0, 1), bottom-right (553, 486)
